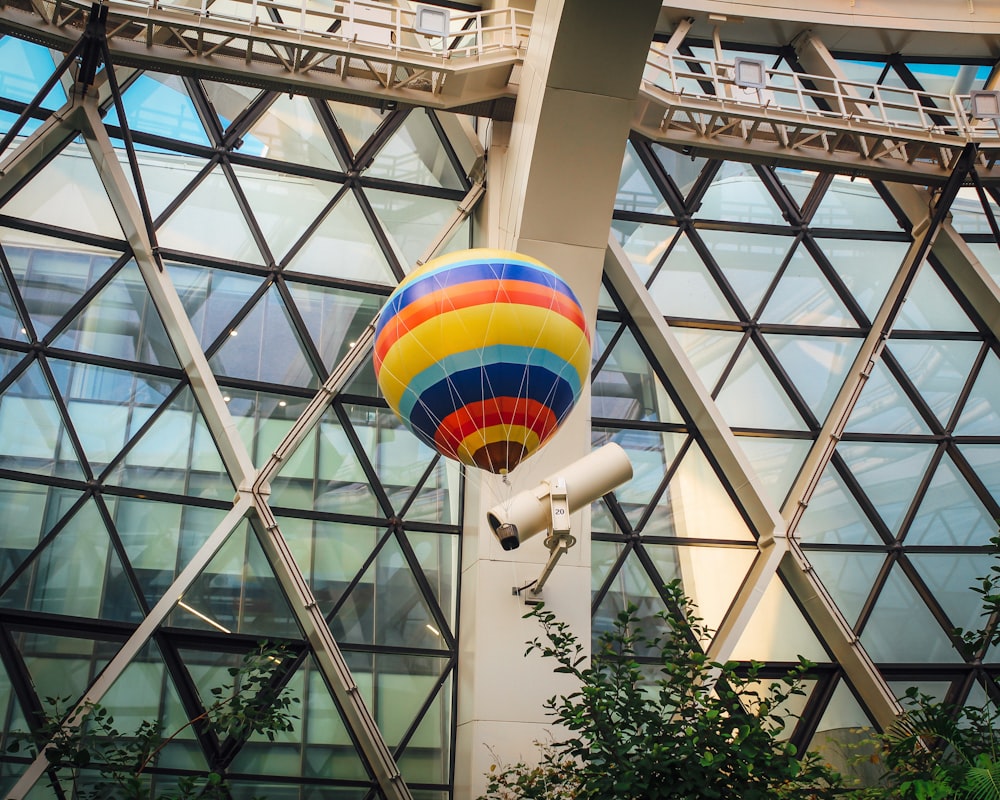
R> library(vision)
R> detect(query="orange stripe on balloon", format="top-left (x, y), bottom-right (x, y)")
top-left (432, 397), bottom-right (558, 456)
top-left (374, 279), bottom-right (587, 364)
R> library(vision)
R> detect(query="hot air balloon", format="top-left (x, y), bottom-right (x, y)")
top-left (373, 249), bottom-right (591, 474)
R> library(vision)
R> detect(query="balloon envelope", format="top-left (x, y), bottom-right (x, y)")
top-left (373, 249), bottom-right (591, 474)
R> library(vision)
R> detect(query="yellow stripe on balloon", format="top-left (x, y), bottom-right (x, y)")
top-left (377, 304), bottom-right (590, 411)
top-left (454, 424), bottom-right (541, 466)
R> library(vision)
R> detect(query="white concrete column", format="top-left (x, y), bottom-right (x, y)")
top-left (454, 1), bottom-right (660, 796)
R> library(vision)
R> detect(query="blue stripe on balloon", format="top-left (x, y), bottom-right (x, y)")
top-left (397, 344), bottom-right (583, 423)
top-left (376, 260), bottom-right (578, 336)
top-left (405, 362), bottom-right (578, 445)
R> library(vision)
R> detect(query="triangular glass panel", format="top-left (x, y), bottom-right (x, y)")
top-left (671, 327), bottom-right (743, 393)
top-left (808, 679), bottom-right (878, 777)
top-left (967, 241), bottom-right (1000, 288)
top-left (284, 280), bottom-right (382, 374)
top-left (733, 436), bottom-right (811, 509)
top-left (760, 247), bottom-right (858, 327)
top-left (227, 651), bottom-right (370, 781)
top-left (51, 358), bottom-right (177, 472)
top-left (715, 341), bottom-right (808, 430)
top-left (795, 462), bottom-right (885, 545)
top-left (1, 143), bottom-right (126, 241)
top-left (358, 407), bottom-right (437, 516)
top-left (698, 228), bottom-right (791, 319)
top-left (209, 285), bottom-right (319, 389)
top-left (837, 442), bottom-right (936, 537)
top-left (905, 454), bottom-right (997, 546)
top-left (243, 93), bottom-right (342, 171)
top-left (0, 109), bottom-right (42, 140)
top-left (765, 333), bottom-right (862, 422)
top-left (729, 573), bottom-right (827, 661)
top-left (366, 187), bottom-right (455, 269)
top-left (816, 237), bottom-right (908, 324)
top-left (218, 387), bottom-right (308, 467)
top-left (165, 261), bottom-right (263, 350)
top-left (99, 638), bottom-right (209, 772)
top-left (592, 538), bottom-right (626, 602)
top-left (951, 186), bottom-right (1000, 234)
top-left (105, 72), bottom-right (211, 146)
top-left (959, 444), bottom-right (1000, 509)
top-left (593, 549), bottom-right (667, 646)
top-left (647, 231), bottom-right (738, 321)
top-left (330, 533), bottom-right (443, 649)
top-left (592, 319), bottom-right (621, 368)
top-left (366, 109), bottom-right (464, 190)
top-left (860, 561), bottom-right (962, 663)
top-left (403, 530), bottom-right (458, 627)
top-left (593, 326), bottom-right (682, 423)
top-left (647, 542), bottom-right (756, 636)
top-left (113, 496), bottom-right (230, 608)
top-left (0, 358), bottom-right (85, 479)
top-left (120, 146), bottom-right (211, 221)
top-left (649, 439), bottom-right (756, 542)
top-left (886, 679), bottom-right (952, 706)
top-left (894, 264), bottom-right (976, 331)
top-left (616, 140), bottom-right (671, 215)
top-left (156, 165), bottom-right (264, 264)
top-left (0, 227), bottom-right (121, 348)
top-left (50, 261), bottom-right (179, 367)
top-left (297, 653), bottom-right (371, 780)
top-left (345, 351), bottom-right (380, 396)
top-left (284, 190), bottom-right (395, 284)
top-left (169, 520), bottom-right (299, 637)
top-left (203, 79), bottom-right (263, 140)
top-left (775, 167), bottom-right (820, 213)
top-left (802, 549), bottom-right (885, 629)
top-left (0, 38), bottom-right (66, 108)
top-left (1, 496), bottom-right (142, 622)
top-left (908, 552), bottom-right (993, 637)
top-left (955, 353), bottom-right (1000, 436)
top-left (0, 270), bottom-right (27, 341)
top-left (601, 428), bottom-right (685, 531)
top-left (328, 100), bottom-right (384, 158)
top-left (400, 456), bottom-right (461, 525)
top-left (843, 358), bottom-right (933, 435)
top-left (610, 218), bottom-right (676, 284)
top-left (811, 176), bottom-right (900, 231)
top-left (109, 385), bottom-right (235, 502)
top-left (366, 652), bottom-right (450, 749)
top-left (15, 630), bottom-right (116, 709)
top-left (697, 161), bottom-right (787, 226)
top-left (652, 142), bottom-right (708, 203)
top-left (395, 672), bottom-right (453, 785)
top-left (267, 406), bottom-right (380, 517)
top-left (231, 163), bottom-right (335, 264)
top-left (0, 478), bottom-right (82, 587)
top-left (275, 515), bottom-right (380, 617)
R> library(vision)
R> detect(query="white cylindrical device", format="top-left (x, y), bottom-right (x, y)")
top-left (486, 442), bottom-right (634, 550)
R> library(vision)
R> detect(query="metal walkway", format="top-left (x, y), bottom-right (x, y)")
top-left (635, 48), bottom-right (1000, 184)
top-left (2, 0), bottom-right (999, 179)
top-left (0, 0), bottom-right (529, 116)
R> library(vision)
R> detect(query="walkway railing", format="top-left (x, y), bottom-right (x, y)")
top-left (637, 49), bottom-right (1000, 180)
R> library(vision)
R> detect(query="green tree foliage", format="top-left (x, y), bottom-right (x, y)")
top-left (8, 641), bottom-right (300, 800)
top-left (480, 580), bottom-right (842, 800)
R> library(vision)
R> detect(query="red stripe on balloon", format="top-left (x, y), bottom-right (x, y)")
top-left (433, 397), bottom-right (559, 457)
top-left (373, 279), bottom-right (587, 365)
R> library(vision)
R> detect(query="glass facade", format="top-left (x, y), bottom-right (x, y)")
top-left (0, 8), bottom-right (998, 800)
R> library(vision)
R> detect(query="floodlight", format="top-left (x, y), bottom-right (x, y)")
top-left (970, 91), bottom-right (1000, 120)
top-left (734, 57), bottom-right (767, 90)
